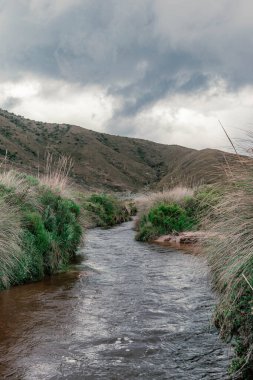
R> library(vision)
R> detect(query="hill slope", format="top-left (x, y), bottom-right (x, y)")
top-left (0, 109), bottom-right (234, 191)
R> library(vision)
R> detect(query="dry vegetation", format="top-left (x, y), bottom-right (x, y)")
top-left (204, 155), bottom-right (253, 378)
top-left (0, 198), bottom-right (22, 288)
top-left (39, 153), bottom-right (74, 198)
top-left (135, 187), bottom-right (194, 219)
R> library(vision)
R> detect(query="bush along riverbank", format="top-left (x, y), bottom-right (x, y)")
top-left (0, 170), bottom-right (83, 289)
top-left (80, 193), bottom-right (136, 228)
top-left (134, 186), bottom-right (221, 242)
top-left (0, 169), bottom-right (135, 290)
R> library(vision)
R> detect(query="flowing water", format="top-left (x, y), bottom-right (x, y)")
top-left (0, 222), bottom-right (232, 379)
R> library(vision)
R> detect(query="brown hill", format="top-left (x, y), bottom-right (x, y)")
top-left (0, 109), bottom-right (235, 191)
top-left (156, 148), bottom-right (233, 189)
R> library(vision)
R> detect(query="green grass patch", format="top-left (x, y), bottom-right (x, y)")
top-left (81, 193), bottom-right (135, 228)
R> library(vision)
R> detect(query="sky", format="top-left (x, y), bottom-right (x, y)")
top-left (0, 0), bottom-right (253, 151)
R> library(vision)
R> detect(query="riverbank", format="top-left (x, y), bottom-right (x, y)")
top-left (0, 167), bottom-right (134, 290)
top-left (79, 192), bottom-right (136, 229)
top-left (203, 158), bottom-right (253, 379)
top-left (154, 230), bottom-right (207, 244)
top-left (153, 231), bottom-right (207, 255)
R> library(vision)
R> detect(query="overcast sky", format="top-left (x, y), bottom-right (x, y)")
top-left (0, 0), bottom-right (253, 150)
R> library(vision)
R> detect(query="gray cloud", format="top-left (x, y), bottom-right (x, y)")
top-left (0, 0), bottom-right (253, 147)
top-left (1, 96), bottom-right (21, 109)
top-left (1, 1), bottom-right (252, 87)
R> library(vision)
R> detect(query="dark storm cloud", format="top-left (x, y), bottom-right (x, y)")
top-left (109, 53), bottom-right (209, 117)
top-left (1, 96), bottom-right (21, 109)
top-left (0, 0), bottom-right (253, 128)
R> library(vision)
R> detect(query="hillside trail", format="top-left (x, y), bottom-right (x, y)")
top-left (0, 222), bottom-right (232, 379)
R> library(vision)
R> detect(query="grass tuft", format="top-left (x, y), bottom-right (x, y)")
top-left (39, 153), bottom-right (74, 198)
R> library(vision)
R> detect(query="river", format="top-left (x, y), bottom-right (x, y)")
top-left (0, 222), bottom-right (232, 379)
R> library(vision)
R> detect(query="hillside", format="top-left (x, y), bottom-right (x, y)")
top-left (0, 109), bottom-right (235, 191)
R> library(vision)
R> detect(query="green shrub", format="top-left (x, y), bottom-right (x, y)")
top-left (136, 202), bottom-right (197, 242)
top-left (38, 190), bottom-right (82, 273)
top-left (149, 203), bottom-right (194, 231)
top-left (10, 231), bottom-right (44, 285)
top-left (25, 211), bottom-right (51, 259)
top-left (82, 193), bottom-right (132, 227)
top-left (135, 221), bottom-right (161, 242)
top-left (135, 186), bottom-right (222, 242)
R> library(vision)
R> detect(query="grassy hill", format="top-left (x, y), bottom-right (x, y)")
top-left (0, 109), bottom-right (235, 191)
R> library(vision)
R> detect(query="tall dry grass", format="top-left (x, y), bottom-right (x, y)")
top-left (39, 153), bottom-right (74, 198)
top-left (0, 170), bottom-right (38, 204)
top-left (135, 186), bottom-right (194, 219)
top-left (0, 170), bottom-right (37, 288)
top-left (0, 198), bottom-right (23, 288)
top-left (204, 154), bottom-right (253, 376)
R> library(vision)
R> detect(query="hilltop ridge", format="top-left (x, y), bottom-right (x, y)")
top-left (0, 109), bottom-right (233, 191)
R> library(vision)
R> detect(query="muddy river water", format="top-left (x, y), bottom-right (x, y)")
top-left (0, 222), bottom-right (232, 379)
